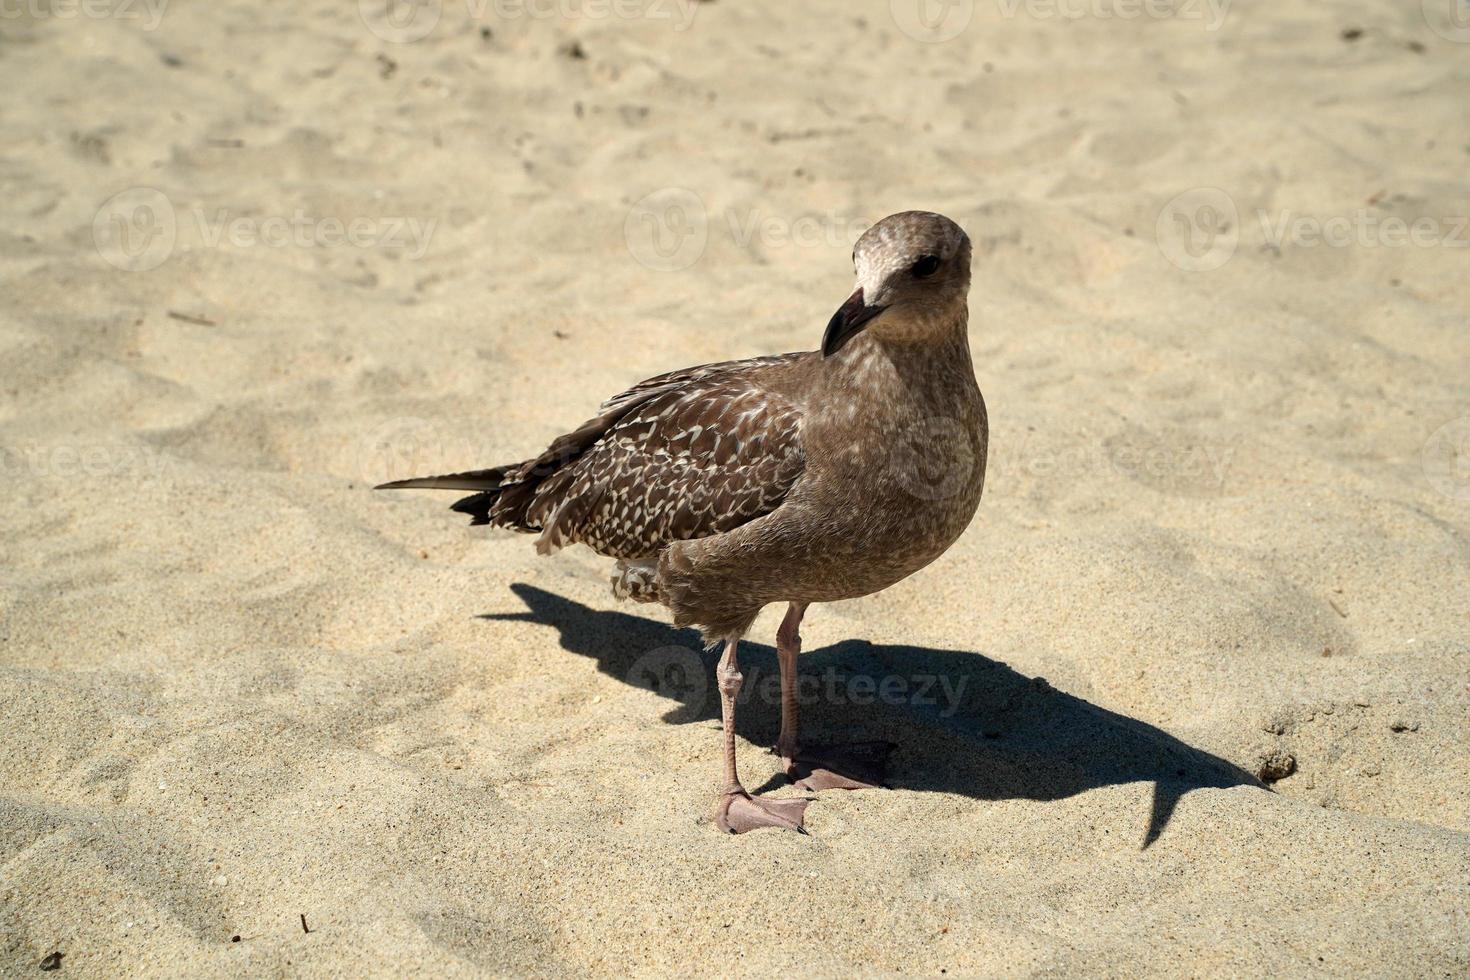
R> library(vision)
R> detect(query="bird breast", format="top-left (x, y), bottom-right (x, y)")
top-left (793, 343), bottom-right (988, 589)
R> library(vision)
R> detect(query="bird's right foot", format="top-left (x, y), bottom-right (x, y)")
top-left (779, 740), bottom-right (896, 792)
top-left (714, 788), bottom-right (809, 834)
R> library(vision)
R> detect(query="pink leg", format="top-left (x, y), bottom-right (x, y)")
top-left (714, 637), bottom-right (809, 834)
top-left (774, 602), bottom-right (807, 763)
top-left (773, 603), bottom-right (895, 792)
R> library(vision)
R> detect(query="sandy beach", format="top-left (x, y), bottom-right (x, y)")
top-left (2, 0), bottom-right (1468, 974)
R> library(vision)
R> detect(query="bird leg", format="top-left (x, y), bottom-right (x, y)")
top-left (773, 602), bottom-right (808, 764)
top-left (774, 602), bottom-right (895, 792)
top-left (713, 637), bottom-right (809, 834)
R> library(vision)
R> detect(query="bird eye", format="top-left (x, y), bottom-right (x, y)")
top-left (911, 254), bottom-right (941, 278)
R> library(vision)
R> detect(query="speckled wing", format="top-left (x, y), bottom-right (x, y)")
top-left (594, 354), bottom-right (797, 417)
top-left (523, 357), bottom-right (808, 559)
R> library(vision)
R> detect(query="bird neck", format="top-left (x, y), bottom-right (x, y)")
top-left (828, 306), bottom-right (974, 386)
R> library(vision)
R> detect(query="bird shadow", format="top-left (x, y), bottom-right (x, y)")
top-left (481, 583), bottom-right (1263, 847)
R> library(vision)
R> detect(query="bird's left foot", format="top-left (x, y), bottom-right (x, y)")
top-left (715, 788), bottom-right (810, 834)
top-left (779, 740), bottom-right (896, 791)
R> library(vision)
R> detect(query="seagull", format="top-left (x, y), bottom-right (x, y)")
top-left (379, 211), bottom-right (988, 833)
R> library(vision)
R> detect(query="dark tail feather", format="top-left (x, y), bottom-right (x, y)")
top-left (450, 491), bottom-right (498, 526)
top-left (374, 467), bottom-right (513, 492)
top-left (376, 465), bottom-right (519, 528)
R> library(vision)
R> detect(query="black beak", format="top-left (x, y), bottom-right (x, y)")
top-left (822, 288), bottom-right (886, 357)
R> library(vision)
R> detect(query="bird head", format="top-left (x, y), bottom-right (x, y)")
top-left (823, 211), bottom-right (972, 358)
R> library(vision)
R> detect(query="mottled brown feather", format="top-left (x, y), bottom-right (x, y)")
top-left (445, 354), bottom-right (808, 560)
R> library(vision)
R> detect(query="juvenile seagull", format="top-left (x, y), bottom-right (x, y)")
top-left (379, 211), bottom-right (988, 833)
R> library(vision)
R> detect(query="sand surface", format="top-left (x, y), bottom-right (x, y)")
top-left (2, 0), bottom-right (1469, 975)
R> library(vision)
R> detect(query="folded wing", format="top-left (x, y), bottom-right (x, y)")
top-left (381, 355), bottom-right (809, 560)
